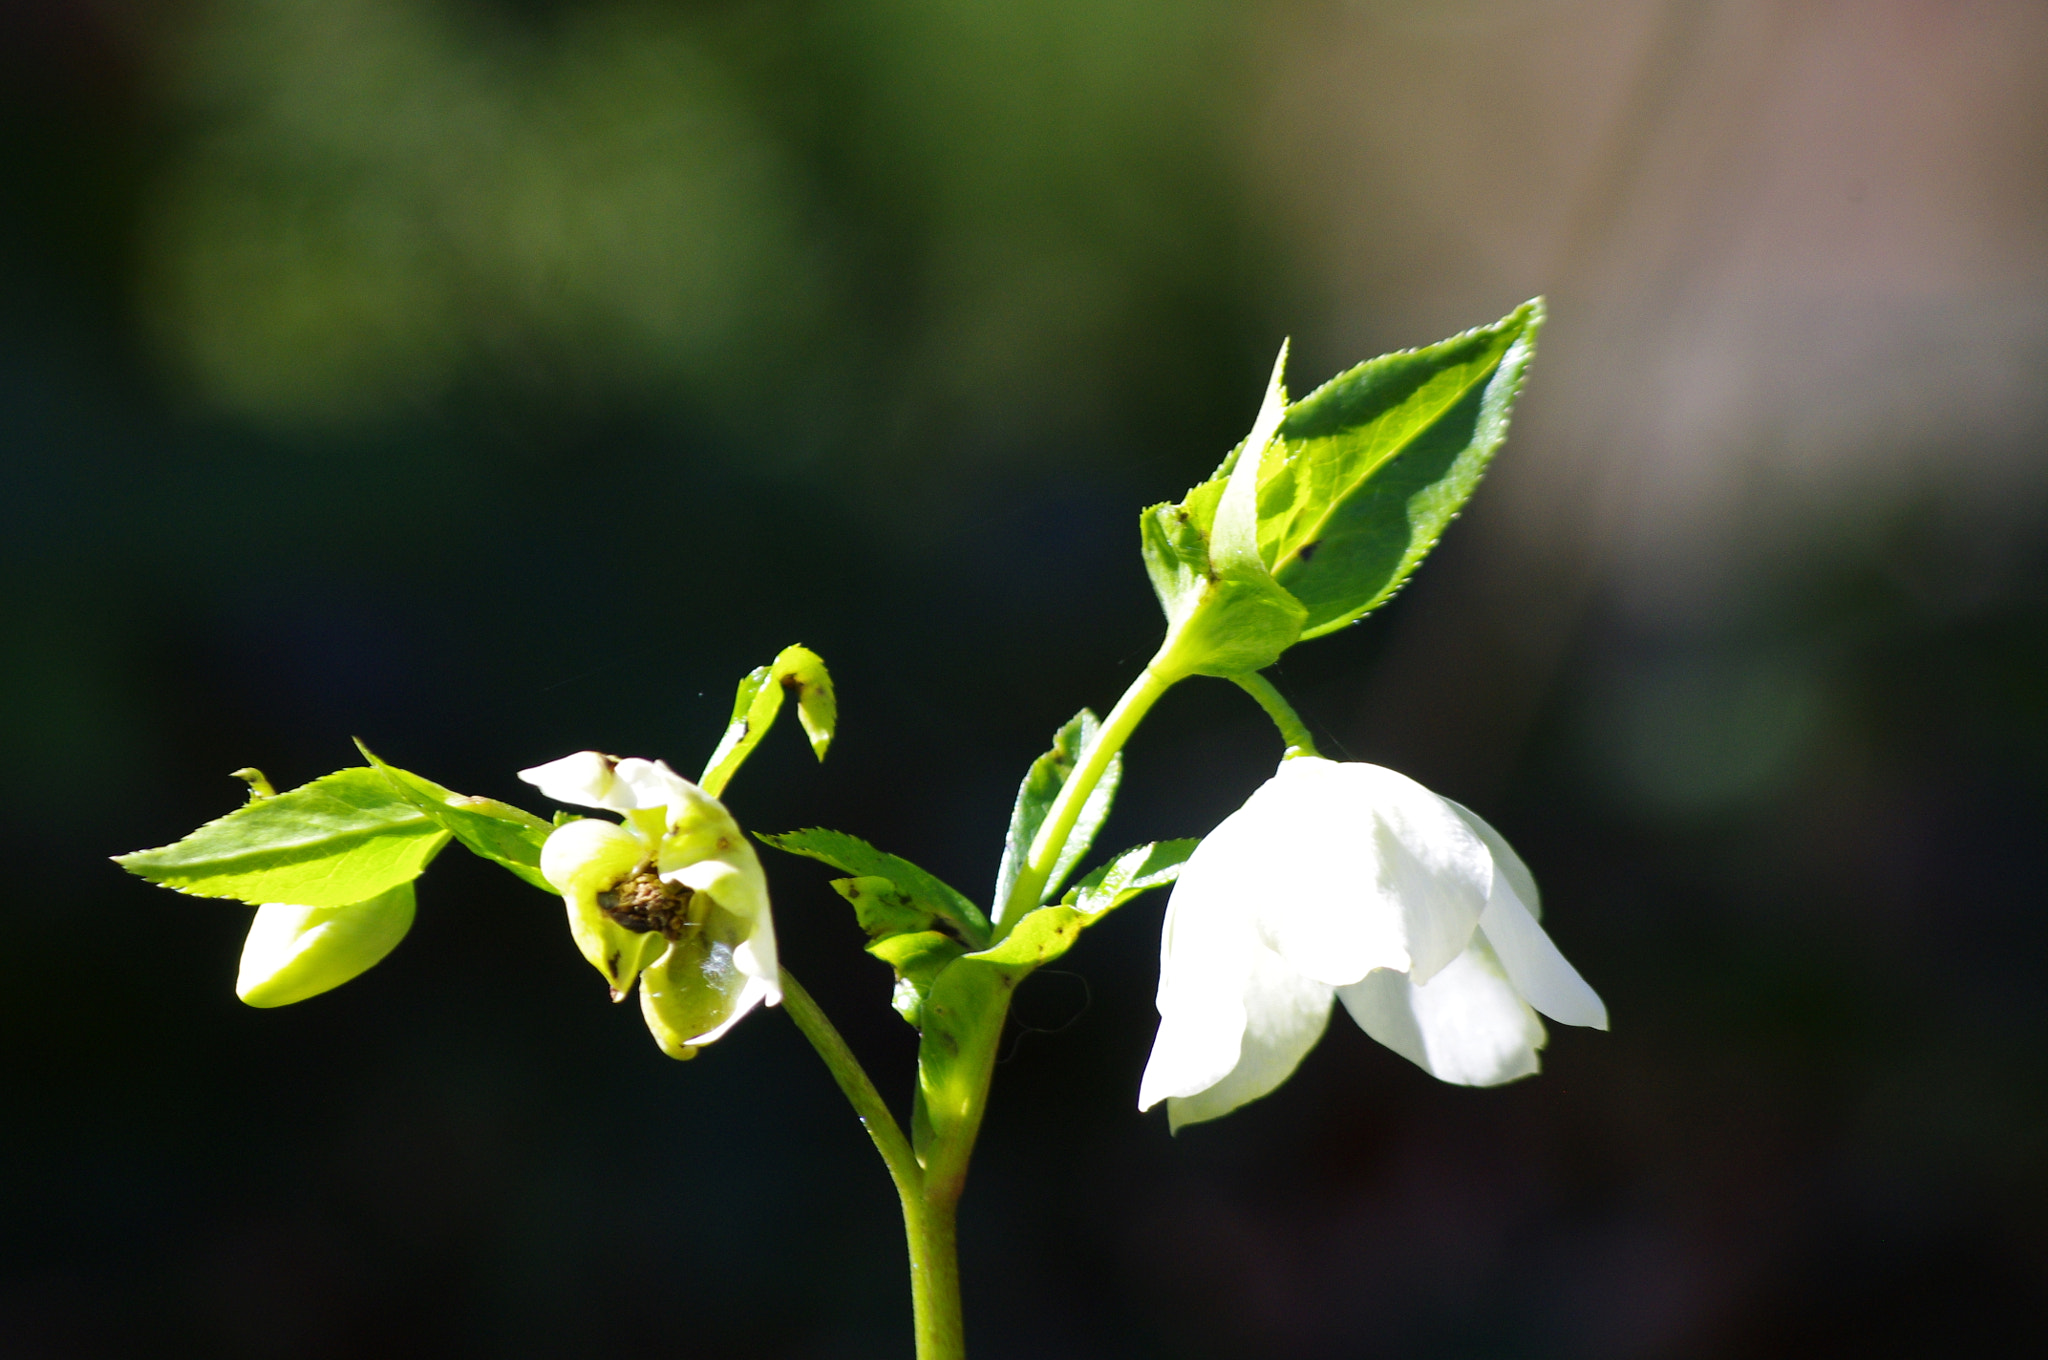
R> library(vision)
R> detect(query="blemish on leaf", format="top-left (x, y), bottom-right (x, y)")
top-left (1296, 540), bottom-right (1320, 562)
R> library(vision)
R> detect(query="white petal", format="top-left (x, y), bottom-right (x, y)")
top-left (1478, 889), bottom-right (1608, 1029)
top-left (1139, 869), bottom-right (1260, 1108)
top-left (672, 852), bottom-right (780, 998)
top-left (1139, 996), bottom-right (1252, 1112)
top-left (537, 817), bottom-right (646, 895)
top-left (1163, 946), bottom-right (1334, 1132)
top-left (612, 757), bottom-right (699, 813)
top-left (519, 751), bottom-right (635, 813)
top-left (1253, 761), bottom-right (1489, 986)
top-left (1441, 797), bottom-right (1542, 919)
top-left (1338, 934), bottom-right (1545, 1086)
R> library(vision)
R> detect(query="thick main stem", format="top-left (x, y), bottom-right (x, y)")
top-left (779, 969), bottom-right (965, 1359)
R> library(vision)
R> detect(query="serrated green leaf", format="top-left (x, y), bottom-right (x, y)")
top-left (1262, 300), bottom-right (1541, 638)
top-left (993, 710), bottom-right (1124, 917)
top-left (699, 644), bottom-right (837, 798)
top-left (830, 875), bottom-right (934, 939)
top-left (1060, 838), bottom-right (1197, 916)
top-left (116, 768), bottom-right (450, 907)
top-left (757, 827), bottom-right (990, 946)
top-left (867, 929), bottom-right (966, 1027)
top-left (356, 741), bottom-right (554, 892)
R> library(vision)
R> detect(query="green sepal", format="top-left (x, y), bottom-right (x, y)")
top-left (757, 827), bottom-right (990, 947)
top-left (911, 839), bottom-right (1192, 1160)
top-left (355, 740), bottom-right (554, 892)
top-left (236, 882), bottom-right (417, 1008)
top-left (993, 709), bottom-right (1122, 920)
top-left (699, 644), bottom-right (837, 798)
top-left (867, 929), bottom-right (965, 1027)
top-left (1262, 300), bottom-right (1542, 637)
top-left (116, 767), bottom-right (451, 908)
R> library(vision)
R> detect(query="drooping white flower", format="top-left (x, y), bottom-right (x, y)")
top-left (519, 751), bottom-right (779, 1058)
top-left (1138, 757), bottom-right (1606, 1130)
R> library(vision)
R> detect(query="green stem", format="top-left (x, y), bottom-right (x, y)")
top-left (1231, 672), bottom-right (1321, 759)
top-left (997, 662), bottom-right (1177, 930)
top-left (779, 969), bottom-right (964, 1359)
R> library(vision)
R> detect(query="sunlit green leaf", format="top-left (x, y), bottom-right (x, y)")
top-left (993, 709), bottom-right (1123, 918)
top-left (831, 875), bottom-right (935, 939)
top-left (699, 644), bottom-right (836, 798)
top-left (116, 768), bottom-right (450, 907)
top-left (356, 741), bottom-right (554, 892)
top-left (911, 839), bottom-right (1193, 1157)
top-left (867, 929), bottom-right (966, 1027)
top-left (1059, 838), bottom-right (1197, 916)
top-left (756, 827), bottom-right (990, 946)
top-left (1262, 300), bottom-right (1541, 637)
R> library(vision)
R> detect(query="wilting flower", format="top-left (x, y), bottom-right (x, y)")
top-left (1139, 757), bottom-right (1606, 1130)
top-left (519, 751), bottom-right (779, 1058)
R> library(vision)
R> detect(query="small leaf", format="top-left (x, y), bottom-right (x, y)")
top-left (868, 929), bottom-right (965, 1027)
top-left (356, 741), bottom-right (554, 892)
top-left (910, 841), bottom-right (1193, 1157)
top-left (1262, 301), bottom-right (1542, 638)
top-left (993, 710), bottom-right (1124, 918)
top-left (757, 827), bottom-right (990, 946)
top-left (1060, 838), bottom-right (1198, 916)
top-left (831, 875), bottom-right (934, 939)
top-left (911, 954), bottom-right (1011, 1162)
top-left (116, 768), bottom-right (450, 907)
top-left (699, 644), bottom-right (837, 797)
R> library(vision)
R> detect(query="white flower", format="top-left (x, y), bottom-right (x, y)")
top-left (1138, 757), bottom-right (1606, 1130)
top-left (519, 751), bottom-right (780, 1058)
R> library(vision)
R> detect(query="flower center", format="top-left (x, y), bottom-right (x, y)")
top-left (597, 871), bottom-right (698, 940)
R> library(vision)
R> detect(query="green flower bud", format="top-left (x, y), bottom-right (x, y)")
top-left (235, 882), bottom-right (416, 1007)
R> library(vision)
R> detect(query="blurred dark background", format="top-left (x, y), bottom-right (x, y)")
top-left (5, 1), bottom-right (2046, 1355)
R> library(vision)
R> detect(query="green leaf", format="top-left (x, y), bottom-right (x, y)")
top-left (993, 710), bottom-right (1123, 915)
top-left (911, 839), bottom-right (1192, 1159)
top-left (1059, 838), bottom-right (1198, 916)
top-left (116, 768), bottom-right (451, 907)
top-left (830, 875), bottom-right (935, 939)
top-left (756, 827), bottom-right (991, 946)
top-left (867, 929), bottom-right (965, 1027)
top-left (699, 644), bottom-right (837, 797)
top-left (911, 952), bottom-right (1011, 1162)
top-left (355, 741), bottom-right (555, 892)
top-left (1262, 300), bottom-right (1542, 638)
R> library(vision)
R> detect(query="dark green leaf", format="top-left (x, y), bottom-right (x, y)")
top-left (116, 768), bottom-right (450, 907)
top-left (356, 741), bottom-right (554, 892)
top-left (1263, 300), bottom-right (1541, 637)
top-left (757, 827), bottom-right (991, 946)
